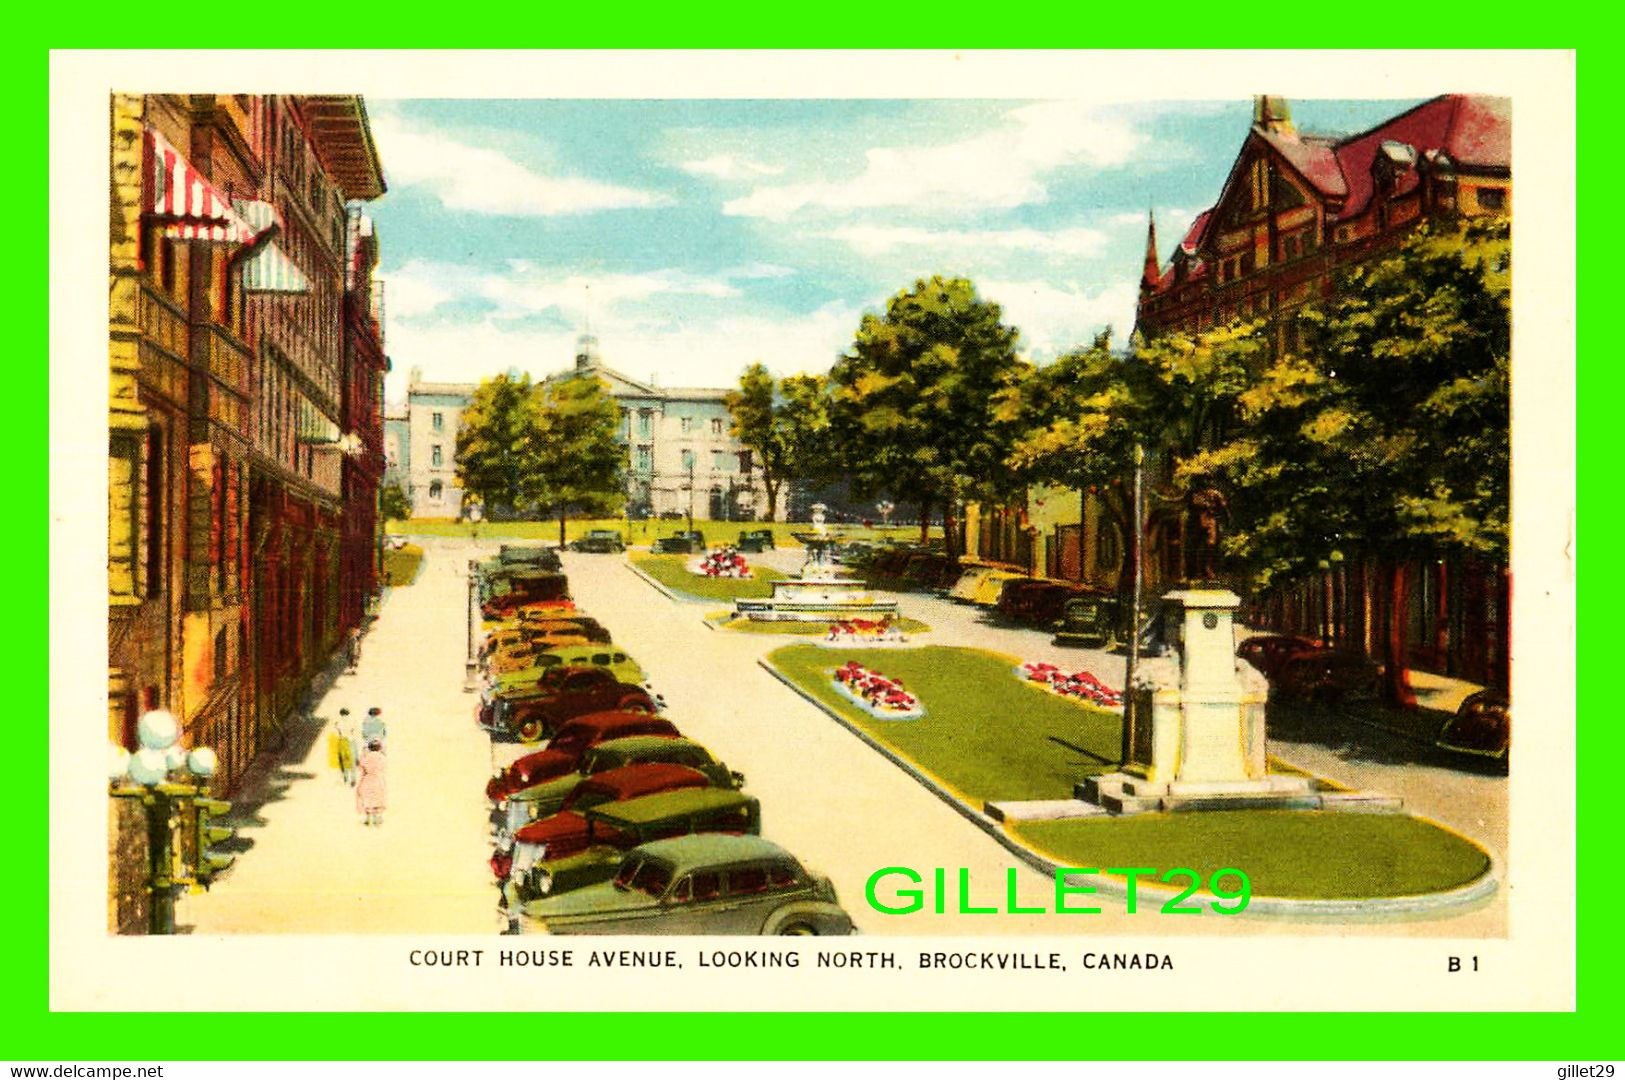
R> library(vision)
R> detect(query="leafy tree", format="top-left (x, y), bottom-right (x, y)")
top-left (523, 374), bottom-right (626, 546)
top-left (828, 276), bottom-right (1025, 554)
top-left (455, 373), bottom-right (537, 517)
top-left (1183, 218), bottom-right (1510, 700)
top-left (1008, 324), bottom-right (1262, 592)
top-left (378, 481), bottom-right (412, 523)
top-left (724, 364), bottom-right (831, 523)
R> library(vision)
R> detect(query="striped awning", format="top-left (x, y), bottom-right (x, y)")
top-left (143, 127), bottom-right (255, 243)
top-left (296, 399), bottom-right (341, 444)
top-left (240, 243), bottom-right (310, 293)
top-left (230, 200), bottom-right (309, 293)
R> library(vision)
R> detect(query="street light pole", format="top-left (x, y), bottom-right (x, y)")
top-left (464, 558), bottom-right (478, 692)
top-left (686, 459), bottom-right (696, 536)
top-left (1122, 442), bottom-right (1145, 768)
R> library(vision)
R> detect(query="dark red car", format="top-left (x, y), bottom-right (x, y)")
top-left (480, 666), bottom-right (658, 744)
top-left (485, 711), bottom-right (682, 802)
top-left (1236, 634), bottom-right (1321, 679)
top-left (489, 763), bottom-right (713, 879)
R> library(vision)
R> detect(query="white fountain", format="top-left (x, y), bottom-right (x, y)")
top-left (733, 504), bottom-right (900, 623)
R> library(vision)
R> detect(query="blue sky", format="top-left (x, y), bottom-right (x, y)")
top-left (367, 97), bottom-right (1422, 401)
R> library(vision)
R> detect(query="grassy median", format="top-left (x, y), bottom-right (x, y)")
top-left (767, 642), bottom-right (1494, 902)
top-left (1012, 811), bottom-right (1491, 900)
top-left (765, 643), bottom-right (1121, 803)
top-left (629, 552), bottom-right (786, 601)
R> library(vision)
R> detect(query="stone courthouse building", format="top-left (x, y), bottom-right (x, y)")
top-left (108, 94), bottom-right (387, 931)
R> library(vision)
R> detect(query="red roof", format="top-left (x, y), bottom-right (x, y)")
top-left (1179, 209), bottom-right (1214, 254)
top-left (1142, 95), bottom-right (1509, 294)
top-left (1325, 95), bottom-right (1509, 219)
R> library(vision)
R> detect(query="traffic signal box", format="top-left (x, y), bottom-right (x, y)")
top-left (190, 797), bottom-right (237, 890)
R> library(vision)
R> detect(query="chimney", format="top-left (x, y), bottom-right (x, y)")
top-left (1253, 95), bottom-right (1296, 137)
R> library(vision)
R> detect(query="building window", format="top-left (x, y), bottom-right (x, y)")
top-left (636, 445), bottom-right (653, 473)
top-left (432, 412), bottom-right (444, 431)
top-left (681, 449), bottom-right (695, 472)
top-left (429, 480), bottom-right (443, 501)
top-left (638, 411), bottom-right (652, 437)
top-left (713, 451), bottom-right (733, 472)
top-left (1476, 186), bottom-right (1506, 211)
top-left (680, 417), bottom-right (695, 435)
top-left (738, 450), bottom-right (753, 473)
top-left (145, 425), bottom-right (164, 595)
top-left (711, 418), bottom-right (724, 436)
top-left (431, 445), bottom-right (443, 467)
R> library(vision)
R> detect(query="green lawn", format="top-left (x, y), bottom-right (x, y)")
top-left (765, 644), bottom-right (1121, 803)
top-left (1012, 811), bottom-right (1491, 900)
top-left (629, 552), bottom-right (787, 601)
top-left (387, 516), bottom-right (941, 546)
top-left (381, 543), bottom-right (424, 586)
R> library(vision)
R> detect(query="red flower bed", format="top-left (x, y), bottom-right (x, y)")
top-left (832, 661), bottom-right (921, 716)
top-left (1019, 661), bottom-right (1123, 709)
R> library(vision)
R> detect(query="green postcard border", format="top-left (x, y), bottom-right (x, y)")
top-left (23, 22), bottom-right (1601, 1062)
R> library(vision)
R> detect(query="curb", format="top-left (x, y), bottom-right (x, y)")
top-left (622, 557), bottom-right (699, 604)
top-left (757, 651), bottom-right (1500, 922)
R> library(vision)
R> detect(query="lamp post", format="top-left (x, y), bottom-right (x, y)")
top-left (1121, 442), bottom-right (1146, 769)
top-left (109, 711), bottom-right (229, 935)
top-left (464, 556), bottom-right (480, 692)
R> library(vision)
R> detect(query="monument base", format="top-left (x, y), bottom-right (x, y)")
top-left (1076, 772), bottom-right (1403, 815)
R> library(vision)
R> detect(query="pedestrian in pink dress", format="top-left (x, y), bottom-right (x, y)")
top-left (356, 739), bottom-right (388, 826)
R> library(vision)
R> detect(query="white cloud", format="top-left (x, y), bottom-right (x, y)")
top-left (978, 279), bottom-right (1141, 361)
top-left (384, 302), bottom-right (863, 402)
top-left (826, 224), bottom-right (1108, 259)
top-left (379, 259), bottom-right (740, 322)
top-left (679, 154), bottom-right (783, 181)
top-left (370, 112), bottom-right (671, 216)
top-left (724, 101), bottom-right (1148, 220)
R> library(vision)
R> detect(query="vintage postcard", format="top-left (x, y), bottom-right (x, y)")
top-left (49, 49), bottom-right (1575, 1012)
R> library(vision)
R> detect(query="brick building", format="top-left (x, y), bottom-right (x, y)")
top-left (975, 94), bottom-right (1510, 688)
top-left (107, 94), bottom-right (385, 931)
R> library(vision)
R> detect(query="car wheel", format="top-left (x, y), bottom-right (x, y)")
top-left (516, 717), bottom-right (546, 744)
top-left (778, 922), bottom-right (817, 936)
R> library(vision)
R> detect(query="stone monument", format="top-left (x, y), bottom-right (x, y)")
top-left (1077, 589), bottom-right (1399, 814)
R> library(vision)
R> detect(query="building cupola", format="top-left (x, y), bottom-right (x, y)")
top-left (574, 333), bottom-right (601, 370)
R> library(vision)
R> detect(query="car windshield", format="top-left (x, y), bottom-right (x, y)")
top-left (626, 860), bottom-right (673, 897)
top-left (612, 856), bottom-right (644, 890)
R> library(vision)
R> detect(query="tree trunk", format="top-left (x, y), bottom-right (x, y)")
top-left (943, 487), bottom-right (959, 566)
top-left (763, 477), bottom-right (779, 523)
top-left (917, 498), bottom-right (933, 546)
top-left (559, 509), bottom-right (567, 548)
top-left (1384, 560), bottom-right (1418, 708)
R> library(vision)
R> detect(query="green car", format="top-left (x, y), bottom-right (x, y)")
top-left (515, 834), bottom-right (855, 936)
top-left (496, 735), bottom-right (744, 831)
top-left (489, 645), bottom-right (647, 695)
top-left (504, 787), bottom-right (759, 905)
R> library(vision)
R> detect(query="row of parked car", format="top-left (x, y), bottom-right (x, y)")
top-left (649, 527), bottom-right (777, 555)
top-left (1237, 633), bottom-right (1510, 765)
top-left (472, 545), bottom-right (857, 936)
top-left (843, 544), bottom-right (1134, 643)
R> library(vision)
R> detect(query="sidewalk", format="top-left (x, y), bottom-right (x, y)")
top-left (180, 542), bottom-right (499, 934)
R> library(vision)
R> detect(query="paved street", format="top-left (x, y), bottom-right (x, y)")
top-left (182, 538), bottom-right (1506, 937)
